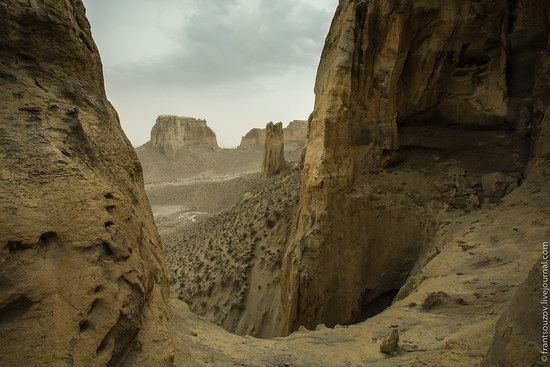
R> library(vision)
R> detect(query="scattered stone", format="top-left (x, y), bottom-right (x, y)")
top-left (380, 329), bottom-right (399, 354)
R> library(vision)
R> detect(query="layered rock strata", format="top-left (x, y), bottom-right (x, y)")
top-left (151, 115), bottom-right (218, 159)
top-left (239, 120), bottom-right (308, 149)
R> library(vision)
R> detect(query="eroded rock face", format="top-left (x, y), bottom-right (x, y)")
top-left (262, 122), bottom-right (287, 177)
top-left (239, 128), bottom-right (266, 149)
top-left (151, 115), bottom-right (219, 159)
top-left (284, 120), bottom-right (308, 144)
top-left (0, 1), bottom-right (175, 365)
top-left (239, 120), bottom-right (308, 149)
top-left (279, 0), bottom-right (549, 334)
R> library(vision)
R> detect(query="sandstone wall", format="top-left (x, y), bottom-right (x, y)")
top-left (151, 115), bottom-right (218, 159)
top-left (279, 0), bottom-right (550, 334)
top-left (239, 128), bottom-right (266, 149)
top-left (283, 120), bottom-right (308, 144)
top-left (0, 1), bottom-right (176, 365)
top-left (239, 120), bottom-right (308, 149)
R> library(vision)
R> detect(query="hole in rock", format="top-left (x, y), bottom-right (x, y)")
top-left (96, 335), bottom-right (110, 355)
top-left (355, 289), bottom-right (400, 324)
top-left (102, 242), bottom-right (115, 257)
top-left (0, 295), bottom-right (34, 324)
top-left (79, 320), bottom-right (90, 332)
top-left (38, 231), bottom-right (58, 247)
top-left (6, 240), bottom-right (26, 253)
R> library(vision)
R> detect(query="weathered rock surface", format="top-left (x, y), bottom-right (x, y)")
top-left (239, 128), bottom-right (266, 149)
top-left (0, 1), bottom-right (176, 365)
top-left (165, 170), bottom-right (300, 338)
top-left (380, 329), bottom-right (399, 354)
top-left (239, 120), bottom-right (308, 149)
top-left (481, 172), bottom-right (519, 203)
top-left (482, 258), bottom-right (543, 367)
top-left (151, 115), bottom-right (218, 159)
top-left (284, 120), bottom-right (308, 144)
top-left (279, 0), bottom-right (549, 335)
top-left (261, 122), bottom-right (287, 177)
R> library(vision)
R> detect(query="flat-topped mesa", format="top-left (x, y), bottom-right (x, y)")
top-left (239, 128), bottom-right (266, 149)
top-left (239, 120), bottom-right (308, 149)
top-left (151, 115), bottom-right (219, 158)
top-left (261, 122), bottom-right (287, 177)
top-left (284, 120), bottom-right (308, 144)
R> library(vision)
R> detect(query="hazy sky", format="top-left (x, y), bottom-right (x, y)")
top-left (83, 0), bottom-right (338, 147)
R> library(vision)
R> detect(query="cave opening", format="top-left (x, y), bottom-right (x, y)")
top-left (354, 289), bottom-right (400, 324)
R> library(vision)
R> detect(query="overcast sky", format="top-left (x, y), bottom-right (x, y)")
top-left (83, 0), bottom-right (337, 147)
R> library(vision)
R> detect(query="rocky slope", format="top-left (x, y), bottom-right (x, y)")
top-left (0, 1), bottom-right (179, 366)
top-left (150, 115), bottom-right (218, 160)
top-left (164, 169), bottom-right (300, 338)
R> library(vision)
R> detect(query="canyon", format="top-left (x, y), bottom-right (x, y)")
top-left (1, 0), bottom-right (548, 367)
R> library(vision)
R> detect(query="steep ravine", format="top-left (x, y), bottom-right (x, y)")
top-left (1, 0), bottom-right (549, 366)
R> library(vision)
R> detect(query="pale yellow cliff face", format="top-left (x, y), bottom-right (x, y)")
top-left (151, 115), bottom-right (219, 159)
top-left (262, 122), bottom-right (288, 177)
top-left (0, 1), bottom-right (175, 365)
top-left (279, 0), bottom-right (550, 335)
top-left (239, 120), bottom-right (308, 149)
top-left (239, 128), bottom-right (267, 149)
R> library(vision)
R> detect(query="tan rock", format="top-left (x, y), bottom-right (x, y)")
top-left (283, 120), bottom-right (308, 144)
top-left (0, 1), bottom-right (176, 365)
top-left (239, 128), bottom-right (266, 149)
top-left (380, 329), bottom-right (399, 354)
top-left (262, 122), bottom-right (287, 177)
top-left (151, 115), bottom-right (218, 159)
top-left (278, 0), bottom-right (550, 335)
top-left (239, 120), bottom-right (308, 149)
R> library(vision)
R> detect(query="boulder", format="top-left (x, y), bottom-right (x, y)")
top-left (380, 329), bottom-right (399, 354)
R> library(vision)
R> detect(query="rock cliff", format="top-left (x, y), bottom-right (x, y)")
top-left (261, 122), bottom-right (287, 177)
top-left (238, 128), bottom-right (266, 149)
top-left (0, 1), bottom-right (176, 365)
top-left (151, 115), bottom-right (218, 159)
top-left (239, 120), bottom-right (308, 149)
top-left (279, 0), bottom-right (549, 334)
top-left (284, 120), bottom-right (308, 144)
